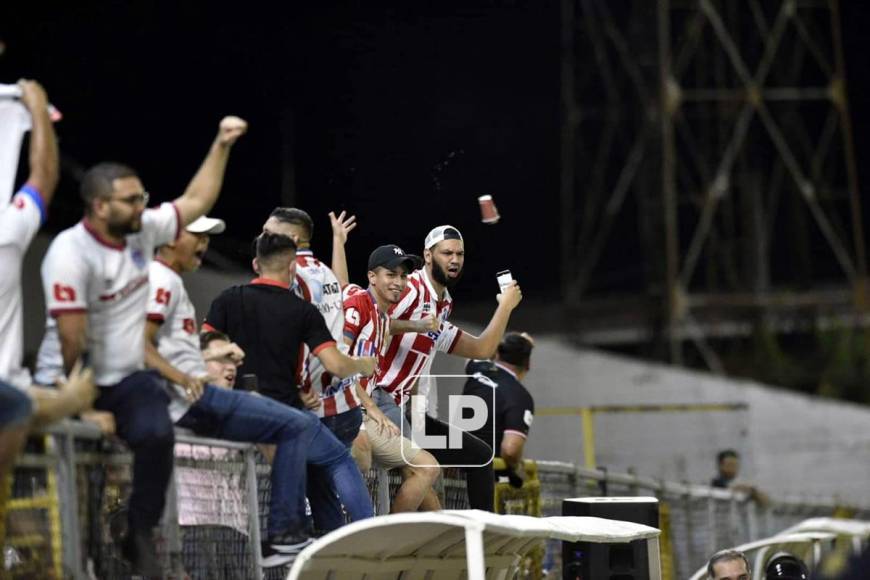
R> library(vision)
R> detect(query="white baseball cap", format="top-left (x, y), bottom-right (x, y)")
top-left (186, 216), bottom-right (226, 235)
top-left (424, 225), bottom-right (463, 249)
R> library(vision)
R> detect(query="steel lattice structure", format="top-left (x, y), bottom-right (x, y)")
top-left (560, 0), bottom-right (867, 369)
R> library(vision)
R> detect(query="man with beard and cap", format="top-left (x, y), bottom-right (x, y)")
top-left (39, 115), bottom-right (247, 575)
top-left (375, 225), bottom-right (523, 511)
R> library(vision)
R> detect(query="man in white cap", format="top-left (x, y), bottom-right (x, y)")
top-left (375, 224), bottom-right (523, 511)
top-left (145, 218), bottom-right (373, 567)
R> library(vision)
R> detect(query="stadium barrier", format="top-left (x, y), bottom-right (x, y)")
top-left (4, 420), bottom-right (869, 579)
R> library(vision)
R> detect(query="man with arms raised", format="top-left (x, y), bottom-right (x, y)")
top-left (40, 116), bottom-right (247, 575)
top-left (0, 80), bottom-right (95, 545)
top-left (377, 225), bottom-right (523, 511)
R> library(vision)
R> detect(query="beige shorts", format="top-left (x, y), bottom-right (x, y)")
top-left (364, 413), bottom-right (423, 469)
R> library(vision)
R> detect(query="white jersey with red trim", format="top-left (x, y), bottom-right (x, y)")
top-left (377, 268), bottom-right (463, 404)
top-left (293, 248), bottom-right (358, 417)
top-left (0, 185), bottom-right (47, 389)
top-left (341, 284), bottom-right (389, 395)
top-left (40, 203), bottom-right (180, 386)
top-left (147, 259), bottom-right (205, 421)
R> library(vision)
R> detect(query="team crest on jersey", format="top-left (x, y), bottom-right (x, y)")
top-left (131, 248), bottom-right (146, 269)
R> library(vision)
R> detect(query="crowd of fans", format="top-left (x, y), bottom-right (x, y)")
top-left (3, 81), bottom-right (866, 580)
top-left (0, 80), bottom-right (536, 575)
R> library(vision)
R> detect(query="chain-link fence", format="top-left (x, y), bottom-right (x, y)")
top-left (5, 421), bottom-right (868, 579)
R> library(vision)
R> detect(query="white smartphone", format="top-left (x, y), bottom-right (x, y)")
top-left (496, 269), bottom-right (514, 293)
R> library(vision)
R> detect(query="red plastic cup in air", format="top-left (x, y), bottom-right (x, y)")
top-left (478, 195), bottom-right (500, 224)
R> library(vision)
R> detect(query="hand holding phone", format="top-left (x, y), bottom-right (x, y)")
top-left (496, 270), bottom-right (514, 293)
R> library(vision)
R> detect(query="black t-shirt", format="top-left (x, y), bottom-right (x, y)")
top-left (204, 279), bottom-right (335, 407)
top-left (462, 359), bottom-right (535, 456)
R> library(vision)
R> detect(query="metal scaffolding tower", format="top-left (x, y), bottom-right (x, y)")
top-left (560, 0), bottom-right (868, 370)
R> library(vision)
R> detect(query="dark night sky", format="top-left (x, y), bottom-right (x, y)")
top-left (1, 1), bottom-right (560, 308)
top-left (2, 1), bottom-right (870, 307)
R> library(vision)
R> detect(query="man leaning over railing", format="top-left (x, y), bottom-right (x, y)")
top-left (462, 332), bottom-right (536, 488)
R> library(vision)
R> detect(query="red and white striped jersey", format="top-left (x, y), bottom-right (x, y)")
top-left (341, 284), bottom-right (389, 395)
top-left (377, 268), bottom-right (464, 404)
top-left (294, 249), bottom-right (359, 417)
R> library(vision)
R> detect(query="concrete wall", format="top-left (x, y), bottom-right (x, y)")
top-left (431, 332), bottom-right (870, 505)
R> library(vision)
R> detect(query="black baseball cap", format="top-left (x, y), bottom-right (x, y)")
top-left (368, 244), bottom-right (423, 273)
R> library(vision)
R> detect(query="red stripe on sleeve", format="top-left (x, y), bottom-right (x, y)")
top-left (49, 307), bottom-right (87, 317)
top-left (311, 341), bottom-right (337, 356)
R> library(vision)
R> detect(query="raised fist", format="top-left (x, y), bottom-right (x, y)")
top-left (217, 115), bottom-right (248, 146)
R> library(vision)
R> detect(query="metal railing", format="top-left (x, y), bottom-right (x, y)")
top-left (4, 421), bottom-right (868, 579)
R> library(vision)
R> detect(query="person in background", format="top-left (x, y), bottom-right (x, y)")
top-left (706, 549), bottom-right (751, 580)
top-left (711, 449), bottom-right (769, 506)
top-left (764, 553), bottom-right (808, 580)
top-left (462, 332), bottom-right (535, 487)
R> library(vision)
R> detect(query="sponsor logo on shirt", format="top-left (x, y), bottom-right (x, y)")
top-left (523, 409), bottom-right (534, 427)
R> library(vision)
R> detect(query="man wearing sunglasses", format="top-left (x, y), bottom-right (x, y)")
top-left (39, 116), bottom-right (247, 575)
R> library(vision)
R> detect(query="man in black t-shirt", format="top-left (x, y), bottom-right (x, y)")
top-left (462, 332), bottom-right (535, 485)
top-left (205, 233), bottom-right (376, 408)
top-left (203, 233), bottom-right (376, 560)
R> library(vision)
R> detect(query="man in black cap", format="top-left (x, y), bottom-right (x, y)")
top-left (343, 244), bottom-right (443, 513)
top-left (462, 332), bottom-right (535, 485)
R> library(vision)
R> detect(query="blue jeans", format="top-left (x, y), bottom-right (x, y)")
top-left (94, 371), bottom-right (175, 531)
top-left (307, 407), bottom-right (363, 533)
top-left (0, 381), bottom-right (32, 429)
top-left (178, 387), bottom-right (372, 537)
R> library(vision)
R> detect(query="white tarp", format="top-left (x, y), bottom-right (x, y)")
top-left (287, 510), bottom-right (661, 580)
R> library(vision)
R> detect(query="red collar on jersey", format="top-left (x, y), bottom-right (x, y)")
top-left (250, 277), bottom-right (290, 289)
top-left (82, 218), bottom-right (126, 250)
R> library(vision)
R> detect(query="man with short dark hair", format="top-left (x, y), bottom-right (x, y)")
top-left (706, 549), bottom-right (751, 580)
top-left (40, 115), bottom-right (247, 575)
top-left (712, 450), bottom-right (740, 488)
top-left (204, 232), bottom-right (376, 537)
top-left (463, 332), bottom-right (535, 485)
top-left (711, 449), bottom-right (768, 505)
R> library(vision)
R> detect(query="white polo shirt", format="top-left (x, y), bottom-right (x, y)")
top-left (40, 203), bottom-right (180, 386)
top-left (147, 258), bottom-right (204, 421)
top-left (0, 185), bottom-right (46, 389)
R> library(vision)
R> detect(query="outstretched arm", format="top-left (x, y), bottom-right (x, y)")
top-left (329, 210), bottom-right (356, 287)
top-left (173, 116), bottom-right (247, 226)
top-left (317, 345), bottom-right (377, 379)
top-left (450, 282), bottom-right (523, 359)
top-left (18, 80), bottom-right (59, 205)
